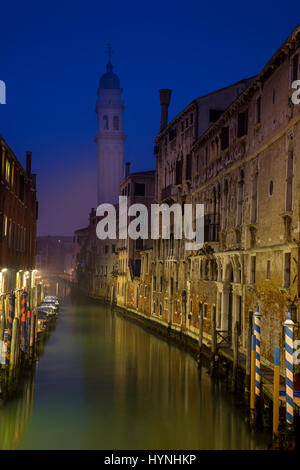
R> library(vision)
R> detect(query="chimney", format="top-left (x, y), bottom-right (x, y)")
top-left (125, 161), bottom-right (131, 177)
top-left (159, 89), bottom-right (172, 131)
top-left (26, 151), bottom-right (32, 175)
top-left (32, 174), bottom-right (36, 189)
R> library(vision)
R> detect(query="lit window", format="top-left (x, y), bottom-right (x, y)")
top-left (5, 159), bottom-right (10, 183)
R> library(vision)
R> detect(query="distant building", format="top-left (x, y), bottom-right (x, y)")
top-left (36, 236), bottom-right (74, 275)
top-left (0, 137), bottom-right (38, 293)
top-left (117, 163), bottom-right (155, 308)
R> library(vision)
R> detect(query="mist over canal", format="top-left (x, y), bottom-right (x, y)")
top-left (0, 297), bottom-right (271, 450)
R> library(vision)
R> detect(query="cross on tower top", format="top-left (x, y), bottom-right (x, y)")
top-left (106, 43), bottom-right (114, 63)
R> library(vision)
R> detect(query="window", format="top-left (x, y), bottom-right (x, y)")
top-left (175, 158), bottom-right (183, 185)
top-left (237, 110), bottom-right (248, 137)
top-left (136, 238), bottom-right (143, 250)
top-left (256, 96), bottom-right (261, 124)
top-left (134, 183), bottom-right (145, 196)
top-left (105, 245), bottom-right (109, 254)
top-left (209, 109), bottom-right (224, 123)
top-left (160, 276), bottom-right (163, 292)
top-left (186, 154), bottom-right (192, 180)
top-left (169, 128), bottom-right (177, 141)
top-left (292, 54), bottom-right (299, 82)
top-left (286, 151), bottom-right (293, 211)
top-left (103, 115), bottom-right (109, 130)
top-left (198, 302), bottom-right (202, 317)
top-left (112, 244), bottom-right (116, 253)
top-left (205, 146), bottom-right (208, 166)
top-left (237, 170), bottom-right (244, 227)
top-left (134, 259), bottom-right (141, 277)
top-left (269, 180), bottom-right (273, 196)
top-left (284, 253), bottom-right (291, 288)
top-left (190, 114), bottom-right (193, 125)
top-left (220, 126), bottom-right (229, 150)
top-left (113, 116), bottom-right (119, 130)
top-left (19, 174), bottom-right (25, 201)
top-left (203, 304), bottom-right (208, 319)
top-left (153, 276), bottom-right (156, 291)
top-left (272, 89), bottom-right (276, 105)
top-left (5, 158), bottom-right (10, 183)
top-left (251, 170), bottom-right (258, 224)
top-left (266, 260), bottom-right (271, 280)
top-left (223, 180), bottom-right (229, 230)
top-left (250, 256), bottom-right (256, 284)
top-left (3, 214), bottom-right (7, 237)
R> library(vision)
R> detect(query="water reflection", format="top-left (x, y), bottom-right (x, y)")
top-left (0, 298), bottom-right (271, 449)
top-left (0, 372), bottom-right (35, 450)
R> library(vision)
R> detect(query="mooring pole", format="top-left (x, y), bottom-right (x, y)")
top-left (273, 346), bottom-right (280, 439)
top-left (197, 307), bottom-right (203, 367)
top-left (26, 309), bottom-right (31, 354)
top-left (232, 321), bottom-right (239, 389)
top-left (9, 317), bottom-right (19, 375)
top-left (253, 306), bottom-right (262, 397)
top-left (6, 293), bottom-right (15, 367)
top-left (211, 305), bottom-right (217, 364)
top-left (283, 313), bottom-right (295, 429)
top-left (250, 334), bottom-right (256, 424)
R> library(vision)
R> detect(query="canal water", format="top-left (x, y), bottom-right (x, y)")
top-left (0, 297), bottom-right (272, 450)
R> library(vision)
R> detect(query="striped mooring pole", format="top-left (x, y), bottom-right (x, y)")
top-left (6, 293), bottom-right (15, 366)
top-left (273, 346), bottom-right (280, 437)
top-left (20, 291), bottom-right (27, 352)
top-left (253, 305), bottom-right (262, 396)
top-left (283, 312), bottom-right (295, 427)
top-left (250, 334), bottom-right (256, 417)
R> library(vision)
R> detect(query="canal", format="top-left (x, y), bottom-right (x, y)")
top-left (0, 296), bottom-right (272, 450)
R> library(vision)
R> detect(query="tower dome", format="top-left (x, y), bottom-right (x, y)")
top-left (99, 61), bottom-right (120, 89)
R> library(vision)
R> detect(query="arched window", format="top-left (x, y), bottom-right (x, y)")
top-left (113, 116), bottom-right (119, 130)
top-left (103, 115), bottom-right (109, 130)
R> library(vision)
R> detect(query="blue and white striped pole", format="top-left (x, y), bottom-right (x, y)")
top-left (283, 312), bottom-right (294, 426)
top-left (253, 305), bottom-right (262, 396)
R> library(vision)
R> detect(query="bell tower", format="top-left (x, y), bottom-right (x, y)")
top-left (95, 48), bottom-right (125, 205)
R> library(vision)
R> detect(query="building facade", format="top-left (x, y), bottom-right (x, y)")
top-left (77, 26), bottom-right (300, 375)
top-left (36, 236), bottom-right (74, 275)
top-left (0, 137), bottom-right (38, 293)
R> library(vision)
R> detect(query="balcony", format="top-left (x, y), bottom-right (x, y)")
top-left (161, 184), bottom-right (177, 201)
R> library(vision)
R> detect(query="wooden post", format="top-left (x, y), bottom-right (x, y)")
top-left (9, 317), bottom-right (19, 374)
top-left (250, 334), bottom-right (256, 425)
top-left (197, 307), bottom-right (203, 367)
top-left (232, 321), bottom-right (239, 389)
top-left (0, 314), bottom-right (4, 341)
top-left (0, 314), bottom-right (4, 367)
top-left (5, 293), bottom-right (15, 366)
top-left (211, 305), bottom-right (217, 364)
top-left (4, 295), bottom-right (9, 325)
top-left (273, 346), bottom-right (280, 439)
top-left (245, 314), bottom-right (252, 395)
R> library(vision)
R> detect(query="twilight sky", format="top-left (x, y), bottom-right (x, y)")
top-left (0, 1), bottom-right (298, 236)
